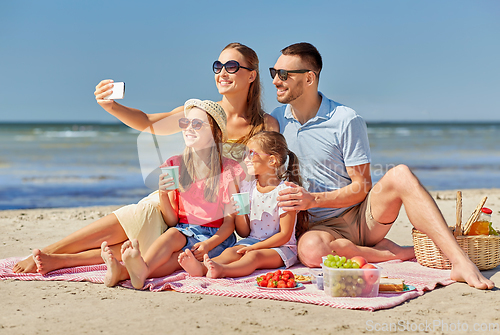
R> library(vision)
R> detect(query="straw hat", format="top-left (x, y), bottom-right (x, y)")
top-left (184, 99), bottom-right (228, 142)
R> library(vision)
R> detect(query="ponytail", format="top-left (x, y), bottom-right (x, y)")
top-left (282, 150), bottom-right (309, 239)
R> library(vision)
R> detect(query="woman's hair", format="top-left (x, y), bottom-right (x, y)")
top-left (179, 112), bottom-right (223, 203)
top-left (222, 42), bottom-right (265, 143)
top-left (248, 131), bottom-right (309, 238)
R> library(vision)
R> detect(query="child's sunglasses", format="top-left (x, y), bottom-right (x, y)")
top-left (243, 149), bottom-right (269, 160)
top-left (178, 118), bottom-right (208, 130)
top-left (213, 60), bottom-right (253, 74)
top-left (269, 68), bottom-right (312, 81)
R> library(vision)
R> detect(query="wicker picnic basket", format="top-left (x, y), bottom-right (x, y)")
top-left (412, 192), bottom-right (500, 270)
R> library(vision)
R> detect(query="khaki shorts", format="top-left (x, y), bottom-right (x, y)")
top-left (308, 191), bottom-right (392, 247)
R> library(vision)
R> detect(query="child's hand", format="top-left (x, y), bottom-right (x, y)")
top-left (191, 241), bottom-right (209, 261)
top-left (159, 172), bottom-right (175, 191)
top-left (236, 245), bottom-right (257, 254)
top-left (230, 196), bottom-right (241, 215)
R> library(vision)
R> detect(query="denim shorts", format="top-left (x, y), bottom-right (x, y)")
top-left (236, 237), bottom-right (298, 268)
top-left (174, 223), bottom-right (236, 258)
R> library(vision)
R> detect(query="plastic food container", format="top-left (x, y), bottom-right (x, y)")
top-left (321, 264), bottom-right (380, 297)
top-left (309, 268), bottom-right (323, 290)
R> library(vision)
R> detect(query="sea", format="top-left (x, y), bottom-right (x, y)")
top-left (1, 122), bottom-right (499, 210)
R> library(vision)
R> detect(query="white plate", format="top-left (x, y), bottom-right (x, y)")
top-left (294, 275), bottom-right (312, 284)
top-left (256, 282), bottom-right (304, 290)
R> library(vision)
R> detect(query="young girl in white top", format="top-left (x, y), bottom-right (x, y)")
top-left (178, 131), bottom-right (308, 278)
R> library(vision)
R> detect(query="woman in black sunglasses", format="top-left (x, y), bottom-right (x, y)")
top-left (13, 43), bottom-right (278, 275)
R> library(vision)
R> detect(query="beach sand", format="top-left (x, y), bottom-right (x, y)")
top-left (1, 189), bottom-right (499, 334)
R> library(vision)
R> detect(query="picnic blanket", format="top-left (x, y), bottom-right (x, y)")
top-left (0, 257), bottom-right (454, 311)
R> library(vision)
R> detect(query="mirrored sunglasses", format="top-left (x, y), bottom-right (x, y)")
top-left (178, 117), bottom-right (208, 130)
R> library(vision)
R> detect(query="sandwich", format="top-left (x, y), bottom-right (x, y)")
top-left (378, 278), bottom-right (408, 292)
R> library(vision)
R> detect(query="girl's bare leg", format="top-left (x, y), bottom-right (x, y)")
top-left (122, 229), bottom-right (186, 289)
top-left (178, 245), bottom-right (244, 277)
top-left (13, 214), bottom-right (128, 273)
top-left (205, 249), bottom-right (283, 279)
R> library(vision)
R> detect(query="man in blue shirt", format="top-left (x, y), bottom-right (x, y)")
top-left (270, 42), bottom-right (493, 290)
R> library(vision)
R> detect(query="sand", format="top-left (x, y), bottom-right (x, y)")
top-left (1, 189), bottom-right (499, 334)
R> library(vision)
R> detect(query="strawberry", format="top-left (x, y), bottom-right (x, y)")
top-left (277, 280), bottom-right (287, 288)
top-left (265, 272), bottom-right (274, 280)
top-left (273, 270), bottom-right (282, 277)
top-left (268, 280), bottom-right (279, 288)
top-left (283, 270), bottom-right (293, 277)
top-left (286, 280), bottom-right (296, 288)
top-left (281, 273), bottom-right (290, 281)
top-left (258, 279), bottom-right (268, 287)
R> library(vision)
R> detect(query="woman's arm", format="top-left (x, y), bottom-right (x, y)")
top-left (238, 211), bottom-right (296, 253)
top-left (94, 79), bottom-right (184, 134)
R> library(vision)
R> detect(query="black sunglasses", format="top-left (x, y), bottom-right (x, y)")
top-left (178, 118), bottom-right (208, 130)
top-left (269, 68), bottom-right (311, 81)
top-left (213, 60), bottom-right (253, 74)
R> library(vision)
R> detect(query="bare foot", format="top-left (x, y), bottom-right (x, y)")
top-left (13, 255), bottom-right (38, 273)
top-left (122, 239), bottom-right (148, 289)
top-left (178, 249), bottom-right (206, 277)
top-left (203, 254), bottom-right (224, 279)
top-left (32, 249), bottom-right (69, 275)
top-left (101, 241), bottom-right (125, 287)
top-left (373, 238), bottom-right (415, 260)
top-left (450, 258), bottom-right (495, 290)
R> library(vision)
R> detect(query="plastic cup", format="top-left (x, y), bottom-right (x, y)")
top-left (232, 192), bottom-right (250, 215)
top-left (160, 166), bottom-right (180, 190)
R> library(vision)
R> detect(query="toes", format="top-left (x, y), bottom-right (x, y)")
top-left (131, 239), bottom-right (140, 250)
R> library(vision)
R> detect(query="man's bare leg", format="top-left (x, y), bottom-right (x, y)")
top-left (298, 231), bottom-right (413, 267)
top-left (13, 214), bottom-right (127, 273)
top-left (369, 164), bottom-right (494, 289)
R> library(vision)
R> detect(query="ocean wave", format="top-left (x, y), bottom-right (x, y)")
top-left (22, 175), bottom-right (118, 184)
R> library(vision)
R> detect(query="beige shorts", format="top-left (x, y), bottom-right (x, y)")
top-left (308, 191), bottom-right (392, 247)
top-left (113, 190), bottom-right (168, 255)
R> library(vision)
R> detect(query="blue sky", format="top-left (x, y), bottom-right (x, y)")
top-left (1, 0), bottom-right (499, 123)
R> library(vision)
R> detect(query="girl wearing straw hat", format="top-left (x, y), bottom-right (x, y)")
top-left (100, 99), bottom-right (244, 288)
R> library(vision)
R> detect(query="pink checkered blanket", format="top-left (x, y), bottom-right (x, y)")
top-left (0, 257), bottom-right (454, 311)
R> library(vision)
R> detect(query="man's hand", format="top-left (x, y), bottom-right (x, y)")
top-left (276, 181), bottom-right (315, 211)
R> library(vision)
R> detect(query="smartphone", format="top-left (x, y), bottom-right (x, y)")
top-left (104, 82), bottom-right (125, 100)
